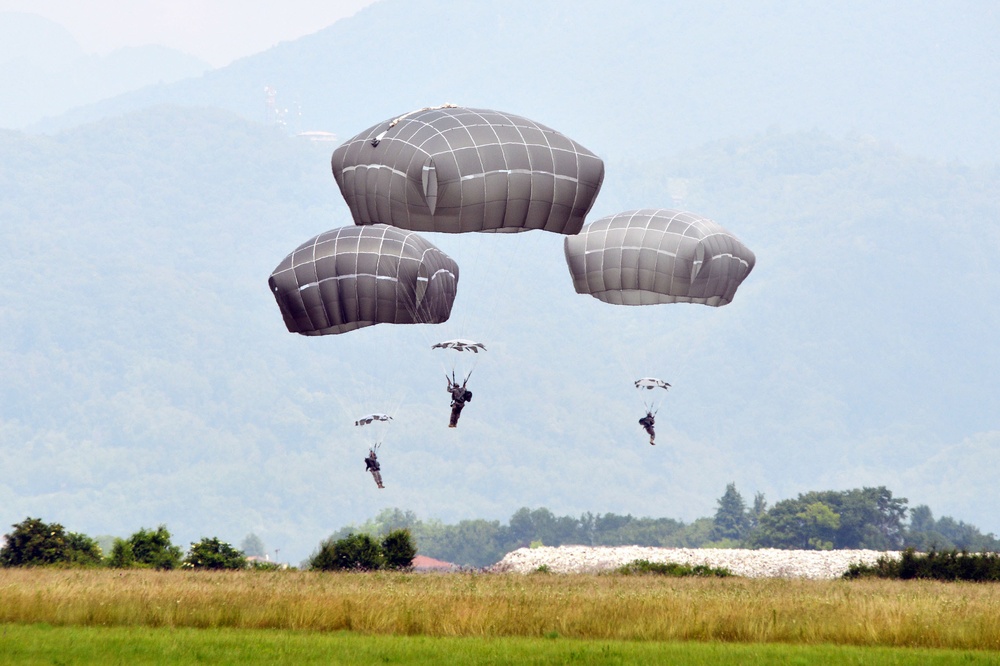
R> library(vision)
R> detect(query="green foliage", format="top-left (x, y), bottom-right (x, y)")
top-left (713, 482), bottom-right (750, 541)
top-left (330, 489), bottom-right (994, 567)
top-left (903, 505), bottom-right (1000, 552)
top-left (107, 539), bottom-right (136, 569)
top-left (310, 533), bottom-right (385, 572)
top-left (0, 517), bottom-right (69, 567)
top-left (310, 530), bottom-right (416, 572)
top-left (127, 526), bottom-right (183, 570)
top-left (614, 559), bottom-right (733, 577)
top-left (65, 532), bottom-right (103, 566)
top-left (184, 537), bottom-right (248, 570)
top-left (844, 548), bottom-right (1000, 581)
top-left (749, 487), bottom-right (907, 550)
top-left (0, 518), bottom-right (101, 568)
top-left (380, 530), bottom-right (417, 570)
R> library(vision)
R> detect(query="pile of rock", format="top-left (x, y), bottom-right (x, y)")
top-left (489, 545), bottom-right (901, 579)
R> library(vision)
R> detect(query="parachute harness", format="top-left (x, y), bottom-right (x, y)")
top-left (371, 103), bottom-right (459, 147)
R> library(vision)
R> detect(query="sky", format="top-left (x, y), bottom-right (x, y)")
top-left (0, 0), bottom-right (379, 67)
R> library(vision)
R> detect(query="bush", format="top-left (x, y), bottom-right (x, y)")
top-left (310, 533), bottom-right (384, 571)
top-left (128, 526), bottom-right (183, 570)
top-left (107, 538), bottom-right (136, 568)
top-left (0, 518), bottom-right (103, 567)
top-left (844, 548), bottom-right (1000, 581)
top-left (184, 537), bottom-right (248, 570)
top-left (65, 532), bottom-right (103, 566)
top-left (381, 529), bottom-right (417, 570)
top-left (614, 559), bottom-right (733, 577)
top-left (1, 517), bottom-right (69, 567)
top-left (309, 530), bottom-right (417, 571)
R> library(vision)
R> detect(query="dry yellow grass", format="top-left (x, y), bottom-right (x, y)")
top-left (1, 568), bottom-right (999, 650)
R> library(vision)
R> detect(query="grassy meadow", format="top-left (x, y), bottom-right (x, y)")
top-left (2, 568), bottom-right (1000, 662)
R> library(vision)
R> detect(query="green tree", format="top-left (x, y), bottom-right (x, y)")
top-left (750, 499), bottom-right (834, 549)
top-left (0, 517), bottom-right (69, 566)
top-left (713, 483), bottom-right (750, 541)
top-left (749, 492), bottom-right (768, 531)
top-left (310, 533), bottom-right (385, 571)
top-left (107, 538), bottom-right (136, 568)
top-left (185, 537), bottom-right (247, 570)
top-left (799, 502), bottom-right (841, 550)
top-left (128, 526), bottom-right (183, 570)
top-left (749, 486), bottom-right (907, 550)
top-left (65, 532), bottom-right (103, 566)
top-left (381, 529), bottom-right (417, 570)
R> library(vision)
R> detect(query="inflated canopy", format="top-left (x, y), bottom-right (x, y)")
top-left (564, 209), bottom-right (755, 306)
top-left (635, 378), bottom-right (671, 390)
top-left (355, 413), bottom-right (393, 427)
top-left (331, 105), bottom-right (605, 234)
top-left (432, 339), bottom-right (487, 353)
top-left (268, 224), bottom-right (458, 336)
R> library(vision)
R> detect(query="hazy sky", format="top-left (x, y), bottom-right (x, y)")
top-left (0, 0), bottom-right (379, 66)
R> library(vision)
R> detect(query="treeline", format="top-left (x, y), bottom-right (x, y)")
top-left (846, 549), bottom-right (1000, 582)
top-left (0, 518), bottom-right (264, 571)
top-left (6, 485), bottom-right (998, 571)
top-left (334, 485), bottom-right (1000, 567)
top-left (0, 516), bottom-right (422, 573)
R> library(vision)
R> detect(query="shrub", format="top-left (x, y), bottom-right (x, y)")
top-left (310, 533), bottom-right (385, 571)
top-left (309, 530), bottom-right (417, 572)
top-left (65, 532), bottom-right (103, 566)
top-left (184, 537), bottom-right (248, 570)
top-left (844, 548), bottom-right (1000, 581)
top-left (614, 559), bottom-right (733, 577)
top-left (107, 538), bottom-right (136, 568)
top-left (128, 526), bottom-right (183, 570)
top-left (0, 517), bottom-right (69, 567)
top-left (381, 529), bottom-right (417, 570)
top-left (0, 518), bottom-right (103, 568)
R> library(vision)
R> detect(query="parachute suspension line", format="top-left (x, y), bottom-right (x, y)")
top-left (371, 102), bottom-right (459, 147)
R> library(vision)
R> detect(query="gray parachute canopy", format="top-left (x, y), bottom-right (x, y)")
top-left (355, 413), bottom-right (393, 427)
top-left (635, 378), bottom-right (671, 391)
top-left (331, 105), bottom-right (605, 234)
top-left (268, 224), bottom-right (459, 336)
top-left (432, 339), bottom-right (487, 353)
top-left (564, 209), bottom-right (756, 306)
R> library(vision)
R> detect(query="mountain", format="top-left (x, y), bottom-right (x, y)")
top-left (27, 0), bottom-right (1000, 165)
top-left (2, 103), bottom-right (998, 562)
top-left (0, 12), bottom-right (210, 129)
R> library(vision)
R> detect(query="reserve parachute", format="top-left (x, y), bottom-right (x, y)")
top-left (432, 339), bottom-right (487, 353)
top-left (635, 378), bottom-right (671, 391)
top-left (564, 209), bottom-right (755, 306)
top-left (331, 105), bottom-right (605, 235)
top-left (268, 224), bottom-right (458, 335)
top-left (355, 413), bottom-right (393, 427)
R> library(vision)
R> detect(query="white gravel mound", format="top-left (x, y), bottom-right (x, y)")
top-left (489, 546), bottom-right (901, 579)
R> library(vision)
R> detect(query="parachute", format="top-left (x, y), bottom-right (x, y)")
top-left (635, 377), bottom-right (671, 432)
top-left (635, 378), bottom-right (671, 391)
top-left (268, 224), bottom-right (459, 335)
top-left (563, 209), bottom-right (756, 306)
top-left (355, 413), bottom-right (393, 427)
top-left (331, 105), bottom-right (605, 235)
top-left (432, 339), bottom-right (487, 353)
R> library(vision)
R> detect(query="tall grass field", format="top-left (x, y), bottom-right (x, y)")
top-left (2, 569), bottom-right (999, 662)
